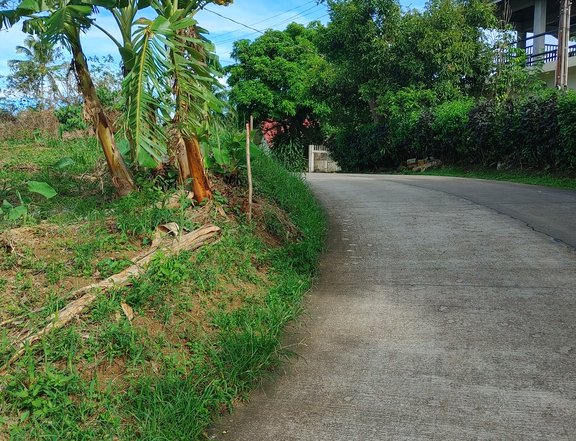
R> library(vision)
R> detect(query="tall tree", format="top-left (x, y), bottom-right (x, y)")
top-left (391, 0), bottom-right (497, 98)
top-left (227, 22), bottom-right (328, 144)
top-left (7, 35), bottom-right (65, 107)
top-left (317, 0), bottom-right (402, 125)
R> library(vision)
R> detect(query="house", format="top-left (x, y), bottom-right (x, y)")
top-left (495, 0), bottom-right (575, 88)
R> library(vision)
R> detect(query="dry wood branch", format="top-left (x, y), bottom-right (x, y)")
top-left (0, 224), bottom-right (221, 375)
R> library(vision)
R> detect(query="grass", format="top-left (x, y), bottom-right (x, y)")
top-left (0, 136), bottom-right (327, 440)
top-left (401, 165), bottom-right (576, 190)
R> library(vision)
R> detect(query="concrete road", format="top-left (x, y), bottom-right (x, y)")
top-left (210, 174), bottom-right (576, 440)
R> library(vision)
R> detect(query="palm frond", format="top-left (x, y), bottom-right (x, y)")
top-left (123, 15), bottom-right (174, 166)
top-left (169, 14), bottom-right (223, 139)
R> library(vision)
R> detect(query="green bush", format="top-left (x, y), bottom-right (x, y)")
top-left (430, 98), bottom-right (474, 162)
top-left (327, 123), bottom-right (392, 172)
top-left (54, 104), bottom-right (87, 133)
top-left (269, 134), bottom-right (308, 172)
top-left (468, 99), bottom-right (508, 165)
top-left (557, 90), bottom-right (576, 168)
top-left (328, 88), bottom-right (576, 172)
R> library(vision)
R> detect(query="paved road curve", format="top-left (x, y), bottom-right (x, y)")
top-left (211, 174), bottom-right (576, 440)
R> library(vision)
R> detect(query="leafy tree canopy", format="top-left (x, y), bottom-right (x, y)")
top-left (226, 22), bottom-right (329, 135)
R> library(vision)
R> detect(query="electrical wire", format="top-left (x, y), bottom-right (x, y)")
top-left (203, 7), bottom-right (265, 35)
top-left (210, 0), bottom-right (319, 43)
top-left (249, 0), bottom-right (318, 27)
top-left (212, 7), bottom-right (328, 45)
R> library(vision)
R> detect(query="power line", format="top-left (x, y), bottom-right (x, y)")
top-left (210, 2), bottom-right (326, 44)
top-left (249, 0), bottom-right (318, 27)
top-left (265, 3), bottom-right (324, 28)
top-left (216, 11), bottom-right (330, 66)
top-left (203, 7), bottom-right (265, 35)
top-left (210, 0), bottom-right (319, 43)
top-left (212, 8), bottom-right (328, 46)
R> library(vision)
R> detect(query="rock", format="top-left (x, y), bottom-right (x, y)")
top-left (404, 157), bottom-right (442, 172)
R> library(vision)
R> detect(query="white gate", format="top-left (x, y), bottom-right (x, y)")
top-left (308, 145), bottom-right (340, 173)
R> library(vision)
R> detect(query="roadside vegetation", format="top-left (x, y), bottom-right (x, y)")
top-left (226, 0), bottom-right (576, 179)
top-left (0, 133), bottom-right (325, 439)
top-left (0, 0), bottom-right (330, 438)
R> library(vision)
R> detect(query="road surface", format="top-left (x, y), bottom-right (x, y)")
top-left (210, 174), bottom-right (576, 440)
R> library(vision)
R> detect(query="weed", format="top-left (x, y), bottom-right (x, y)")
top-left (263, 208), bottom-right (287, 241)
top-left (98, 320), bottom-right (147, 365)
top-left (125, 375), bottom-right (215, 440)
top-left (96, 258), bottom-right (132, 278)
top-left (44, 261), bottom-right (67, 284)
top-left (114, 189), bottom-right (176, 238)
top-left (72, 243), bottom-right (97, 276)
top-left (91, 290), bottom-right (123, 323)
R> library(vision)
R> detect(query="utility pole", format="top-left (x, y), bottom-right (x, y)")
top-left (556, 0), bottom-right (572, 89)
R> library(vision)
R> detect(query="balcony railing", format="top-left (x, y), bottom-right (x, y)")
top-left (524, 43), bottom-right (576, 66)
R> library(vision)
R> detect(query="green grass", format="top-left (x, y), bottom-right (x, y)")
top-left (0, 137), bottom-right (114, 226)
top-left (402, 165), bottom-right (576, 190)
top-left (0, 138), bottom-right (327, 440)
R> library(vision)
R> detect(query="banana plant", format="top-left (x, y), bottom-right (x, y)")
top-left (0, 0), bottom-right (136, 196)
top-left (117, 0), bottom-right (232, 201)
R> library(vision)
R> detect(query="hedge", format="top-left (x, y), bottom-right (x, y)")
top-left (327, 89), bottom-right (576, 171)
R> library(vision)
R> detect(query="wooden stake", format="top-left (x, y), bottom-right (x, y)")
top-left (246, 122), bottom-right (253, 221)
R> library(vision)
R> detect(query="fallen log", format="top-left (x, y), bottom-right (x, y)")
top-left (1, 224), bottom-right (221, 374)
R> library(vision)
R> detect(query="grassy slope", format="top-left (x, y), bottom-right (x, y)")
top-left (401, 166), bottom-right (576, 190)
top-left (0, 138), bottom-right (326, 440)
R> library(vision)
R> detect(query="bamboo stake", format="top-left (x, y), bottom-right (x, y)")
top-left (246, 122), bottom-right (253, 221)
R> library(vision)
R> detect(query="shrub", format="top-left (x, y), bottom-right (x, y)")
top-left (468, 99), bottom-right (510, 166)
top-left (327, 123), bottom-right (392, 172)
top-left (430, 99), bottom-right (474, 162)
top-left (515, 90), bottom-right (559, 168)
top-left (54, 104), bottom-right (87, 133)
top-left (557, 90), bottom-right (576, 168)
top-left (331, 88), bottom-right (576, 172)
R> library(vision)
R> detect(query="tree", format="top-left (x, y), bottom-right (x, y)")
top-left (390, 0), bottom-right (497, 99)
top-left (312, 0), bottom-right (503, 170)
top-left (227, 22), bottom-right (328, 149)
top-left (317, 0), bottom-right (402, 125)
top-left (6, 35), bottom-right (65, 108)
top-left (95, 0), bottom-right (232, 201)
top-left (1, 0), bottom-right (233, 200)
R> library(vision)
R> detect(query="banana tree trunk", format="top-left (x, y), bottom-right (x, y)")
top-left (182, 134), bottom-right (211, 203)
top-left (172, 132), bottom-right (191, 186)
top-left (71, 42), bottom-right (134, 196)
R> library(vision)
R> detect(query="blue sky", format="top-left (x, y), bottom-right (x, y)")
top-left (0, 1), bottom-right (329, 79)
top-left (0, 0), bottom-right (426, 89)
